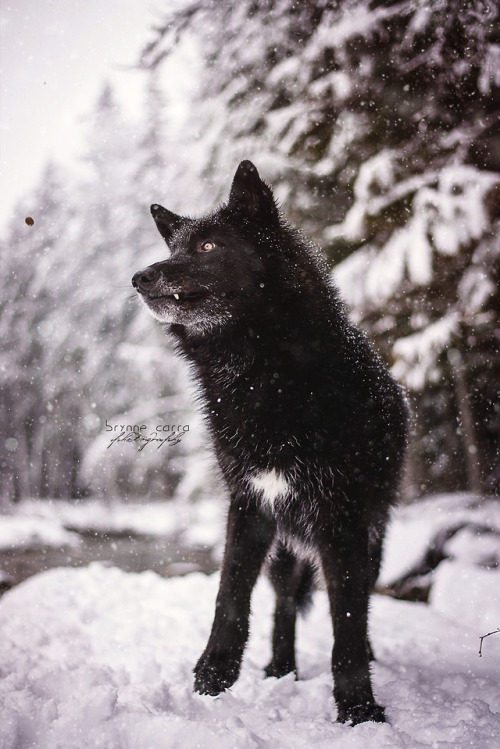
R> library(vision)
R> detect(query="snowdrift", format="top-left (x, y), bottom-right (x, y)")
top-left (1, 562), bottom-right (499, 749)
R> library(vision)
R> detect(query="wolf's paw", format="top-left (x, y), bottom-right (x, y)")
top-left (193, 649), bottom-right (241, 696)
top-left (264, 660), bottom-right (297, 679)
top-left (337, 702), bottom-right (386, 726)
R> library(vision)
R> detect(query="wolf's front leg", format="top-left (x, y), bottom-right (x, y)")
top-left (194, 499), bottom-right (275, 696)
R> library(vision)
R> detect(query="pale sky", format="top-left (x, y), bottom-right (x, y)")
top-left (0, 0), bottom-right (167, 230)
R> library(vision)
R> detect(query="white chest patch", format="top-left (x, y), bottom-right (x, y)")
top-left (250, 469), bottom-right (290, 509)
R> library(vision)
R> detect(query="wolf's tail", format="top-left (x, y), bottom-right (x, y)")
top-left (268, 542), bottom-right (316, 615)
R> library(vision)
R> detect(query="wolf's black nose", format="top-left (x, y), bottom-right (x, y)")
top-left (132, 267), bottom-right (159, 293)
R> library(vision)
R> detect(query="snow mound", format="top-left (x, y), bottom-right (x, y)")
top-left (1, 564), bottom-right (499, 748)
top-left (0, 496), bottom-right (226, 552)
top-left (379, 493), bottom-right (500, 586)
top-left (0, 515), bottom-right (81, 551)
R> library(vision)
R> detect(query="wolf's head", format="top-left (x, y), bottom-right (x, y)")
top-left (132, 161), bottom-right (283, 333)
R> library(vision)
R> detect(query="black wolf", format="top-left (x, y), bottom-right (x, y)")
top-left (132, 161), bottom-right (408, 725)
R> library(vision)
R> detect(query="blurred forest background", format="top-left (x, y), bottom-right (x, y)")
top-left (1, 0), bottom-right (499, 507)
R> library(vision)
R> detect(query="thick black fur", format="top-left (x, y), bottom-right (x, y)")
top-left (132, 161), bottom-right (409, 725)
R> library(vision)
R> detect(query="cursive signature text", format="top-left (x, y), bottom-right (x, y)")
top-left (107, 430), bottom-right (186, 451)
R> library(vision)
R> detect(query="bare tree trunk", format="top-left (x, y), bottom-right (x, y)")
top-left (15, 432), bottom-right (32, 500)
top-left (448, 348), bottom-right (482, 495)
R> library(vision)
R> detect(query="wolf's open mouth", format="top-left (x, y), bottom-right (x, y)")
top-left (163, 290), bottom-right (209, 305)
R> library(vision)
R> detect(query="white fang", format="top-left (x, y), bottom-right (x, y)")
top-left (250, 469), bottom-right (289, 508)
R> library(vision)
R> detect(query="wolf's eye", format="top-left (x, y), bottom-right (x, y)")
top-left (199, 241), bottom-right (215, 253)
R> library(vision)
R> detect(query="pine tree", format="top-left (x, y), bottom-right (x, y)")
top-left (67, 81), bottom-right (194, 500)
top-left (0, 162), bottom-right (80, 500)
top-left (142, 0), bottom-right (500, 495)
top-left (0, 82), bottom-right (197, 502)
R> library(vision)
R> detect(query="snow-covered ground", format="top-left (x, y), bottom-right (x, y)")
top-left (1, 565), bottom-right (499, 749)
top-left (1, 494), bottom-right (499, 748)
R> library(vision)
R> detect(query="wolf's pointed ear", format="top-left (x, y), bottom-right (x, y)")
top-left (228, 161), bottom-right (278, 219)
top-left (150, 204), bottom-right (184, 242)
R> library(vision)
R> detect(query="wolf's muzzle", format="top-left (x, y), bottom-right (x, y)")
top-left (132, 266), bottom-right (159, 295)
